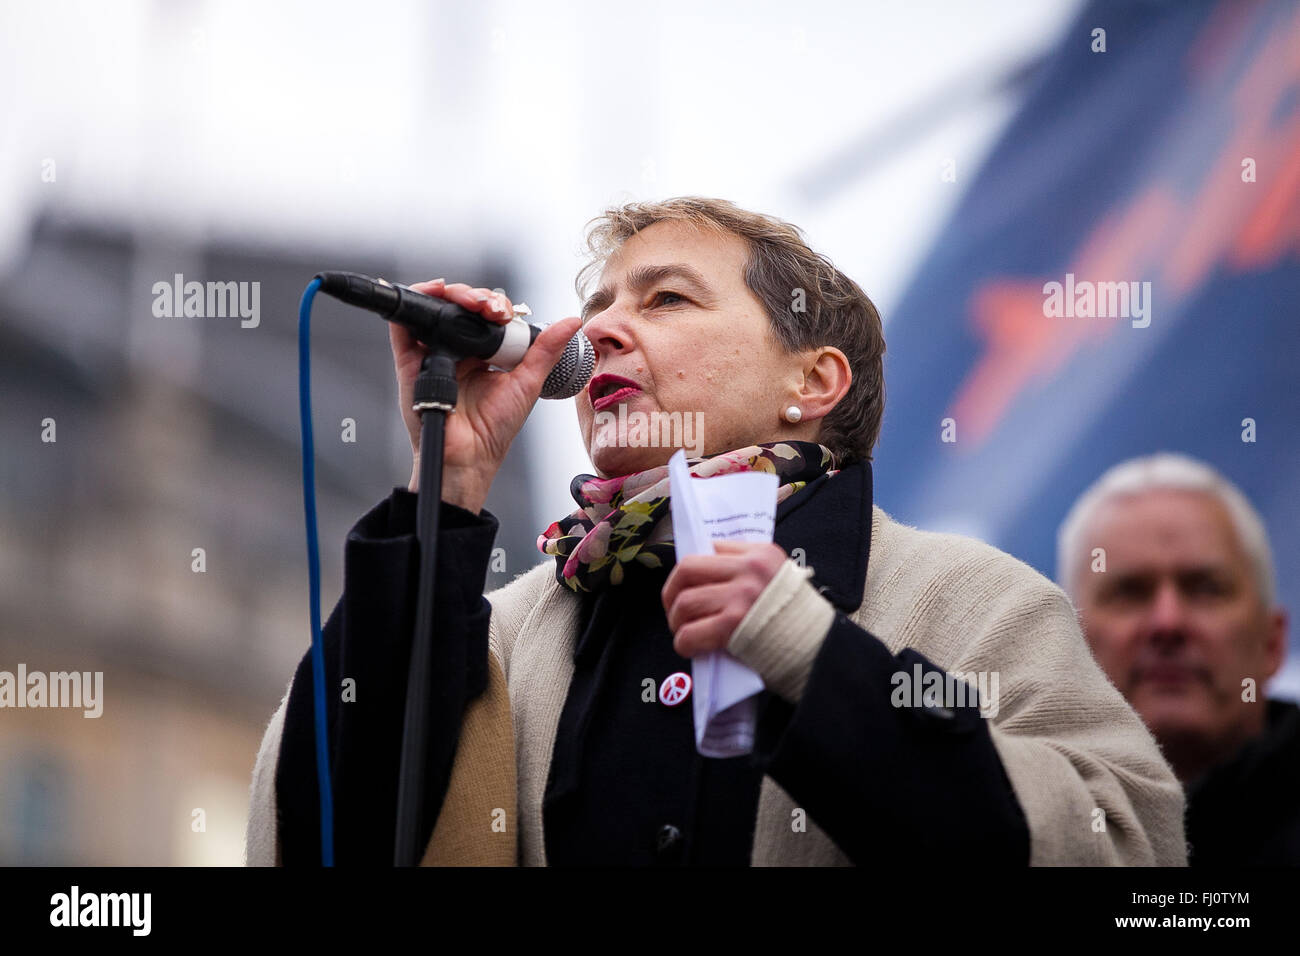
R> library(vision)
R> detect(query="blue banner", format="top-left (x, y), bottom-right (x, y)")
top-left (875, 0), bottom-right (1300, 677)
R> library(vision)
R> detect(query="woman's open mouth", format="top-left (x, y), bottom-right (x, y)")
top-left (589, 374), bottom-right (643, 412)
top-left (592, 386), bottom-right (641, 412)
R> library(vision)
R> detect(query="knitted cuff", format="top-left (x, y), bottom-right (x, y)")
top-left (726, 559), bottom-right (836, 704)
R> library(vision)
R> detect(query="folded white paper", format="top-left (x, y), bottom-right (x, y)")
top-left (667, 450), bottom-right (776, 758)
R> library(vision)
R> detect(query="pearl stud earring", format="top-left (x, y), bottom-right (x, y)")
top-left (783, 405), bottom-right (802, 424)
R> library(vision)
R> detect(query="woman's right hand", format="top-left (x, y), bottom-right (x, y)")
top-left (389, 279), bottom-right (583, 514)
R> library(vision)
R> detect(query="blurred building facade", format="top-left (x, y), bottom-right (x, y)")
top-left (0, 215), bottom-right (540, 863)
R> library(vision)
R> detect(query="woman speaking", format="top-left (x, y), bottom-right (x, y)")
top-left (246, 197), bottom-right (1186, 866)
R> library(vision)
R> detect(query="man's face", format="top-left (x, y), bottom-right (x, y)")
top-left (576, 220), bottom-right (803, 477)
top-left (1073, 489), bottom-right (1286, 760)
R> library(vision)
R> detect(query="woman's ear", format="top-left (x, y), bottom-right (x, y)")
top-left (799, 347), bottom-right (852, 422)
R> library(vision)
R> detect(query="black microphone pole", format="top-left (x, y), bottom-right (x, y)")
top-left (314, 269), bottom-right (593, 864)
top-left (393, 350), bottom-right (457, 866)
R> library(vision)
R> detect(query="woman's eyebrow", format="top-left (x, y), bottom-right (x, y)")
top-left (582, 263), bottom-right (715, 320)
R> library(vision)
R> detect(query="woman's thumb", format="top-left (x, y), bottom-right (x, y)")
top-left (520, 316), bottom-right (585, 382)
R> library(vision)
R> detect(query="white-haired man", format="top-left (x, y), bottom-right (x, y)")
top-left (1059, 452), bottom-right (1299, 865)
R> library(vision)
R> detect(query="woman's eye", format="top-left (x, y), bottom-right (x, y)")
top-left (649, 290), bottom-right (686, 308)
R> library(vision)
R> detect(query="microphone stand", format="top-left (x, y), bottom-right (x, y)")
top-left (393, 350), bottom-right (458, 866)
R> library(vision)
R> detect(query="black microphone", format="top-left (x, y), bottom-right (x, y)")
top-left (315, 271), bottom-right (594, 400)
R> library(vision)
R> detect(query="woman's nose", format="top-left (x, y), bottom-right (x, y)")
top-left (582, 307), bottom-right (633, 359)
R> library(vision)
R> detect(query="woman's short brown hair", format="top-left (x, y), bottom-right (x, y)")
top-left (575, 196), bottom-right (886, 464)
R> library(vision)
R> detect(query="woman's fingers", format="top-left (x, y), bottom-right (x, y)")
top-left (663, 579), bottom-right (742, 637)
top-left (672, 612), bottom-right (743, 659)
top-left (662, 554), bottom-right (744, 610)
top-left (388, 318), bottom-right (428, 360)
top-left (512, 316), bottom-right (583, 394)
top-left (661, 543), bottom-right (789, 654)
top-left (661, 548), bottom-right (773, 608)
top-left (409, 280), bottom-right (514, 325)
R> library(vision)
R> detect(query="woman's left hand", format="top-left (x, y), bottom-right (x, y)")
top-left (661, 541), bottom-right (789, 657)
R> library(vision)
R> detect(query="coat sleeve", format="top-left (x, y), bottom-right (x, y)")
top-left (729, 562), bottom-right (1030, 865)
top-left (245, 678), bottom-right (291, 865)
top-left (969, 582), bottom-right (1189, 865)
top-left (727, 559), bottom-right (1187, 866)
top-left (242, 488), bottom-right (500, 866)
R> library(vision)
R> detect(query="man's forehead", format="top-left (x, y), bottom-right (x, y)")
top-left (1089, 490), bottom-right (1246, 564)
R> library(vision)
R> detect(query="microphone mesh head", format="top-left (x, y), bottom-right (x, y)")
top-left (541, 330), bottom-right (595, 400)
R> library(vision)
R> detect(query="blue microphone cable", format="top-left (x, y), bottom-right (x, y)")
top-left (297, 277), bottom-right (334, 866)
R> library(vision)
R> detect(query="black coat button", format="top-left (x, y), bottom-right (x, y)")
top-left (656, 824), bottom-right (683, 854)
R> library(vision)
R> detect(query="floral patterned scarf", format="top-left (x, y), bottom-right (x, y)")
top-left (537, 441), bottom-right (837, 593)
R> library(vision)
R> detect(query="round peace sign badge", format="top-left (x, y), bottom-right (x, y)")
top-left (659, 671), bottom-right (692, 706)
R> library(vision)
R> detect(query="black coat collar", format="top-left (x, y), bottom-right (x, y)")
top-left (572, 457), bottom-right (874, 666)
top-left (555, 458), bottom-right (877, 832)
top-left (772, 457), bottom-right (874, 613)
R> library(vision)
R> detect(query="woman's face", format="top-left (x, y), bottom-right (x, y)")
top-left (576, 220), bottom-right (811, 477)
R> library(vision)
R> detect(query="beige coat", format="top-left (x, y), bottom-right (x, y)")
top-left (245, 505), bottom-right (1188, 866)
